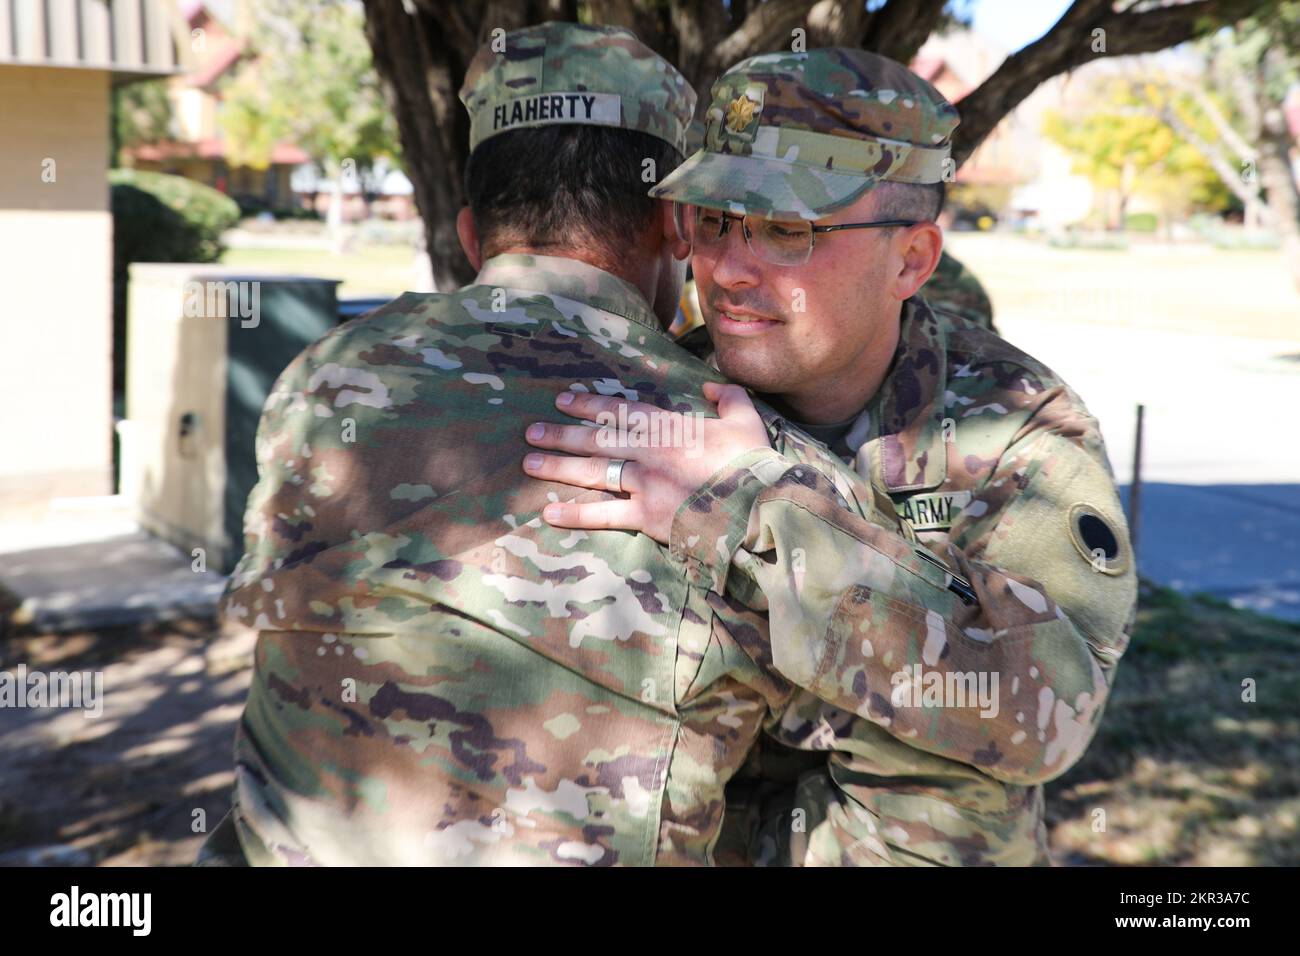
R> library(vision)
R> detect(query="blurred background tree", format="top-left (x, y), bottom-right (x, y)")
top-left (220, 0), bottom-right (400, 246)
top-left (1195, 1), bottom-right (1300, 286)
top-left (1043, 78), bottom-right (1231, 234)
top-left (110, 79), bottom-right (175, 166)
top-left (1066, 2), bottom-right (1300, 287)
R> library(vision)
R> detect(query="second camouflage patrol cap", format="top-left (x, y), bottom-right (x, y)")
top-left (651, 48), bottom-right (960, 220)
top-left (459, 22), bottom-right (696, 156)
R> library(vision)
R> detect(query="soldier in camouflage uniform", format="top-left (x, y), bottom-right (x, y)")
top-left (523, 48), bottom-right (1138, 865)
top-left (197, 24), bottom-right (927, 867)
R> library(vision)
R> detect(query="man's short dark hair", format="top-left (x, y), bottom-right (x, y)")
top-left (870, 180), bottom-right (946, 223)
top-left (465, 125), bottom-right (682, 255)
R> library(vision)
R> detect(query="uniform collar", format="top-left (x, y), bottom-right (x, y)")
top-left (473, 253), bottom-right (665, 335)
top-left (852, 297), bottom-right (950, 493)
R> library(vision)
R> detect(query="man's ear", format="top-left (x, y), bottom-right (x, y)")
top-left (660, 199), bottom-right (690, 261)
top-left (456, 206), bottom-right (483, 272)
top-left (893, 222), bottom-right (944, 301)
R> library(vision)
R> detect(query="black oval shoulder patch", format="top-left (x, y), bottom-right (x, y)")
top-left (1067, 503), bottom-right (1129, 576)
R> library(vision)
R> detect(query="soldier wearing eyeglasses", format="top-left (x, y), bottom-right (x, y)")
top-left (524, 48), bottom-right (1138, 866)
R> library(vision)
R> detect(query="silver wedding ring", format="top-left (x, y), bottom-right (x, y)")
top-left (604, 459), bottom-right (628, 494)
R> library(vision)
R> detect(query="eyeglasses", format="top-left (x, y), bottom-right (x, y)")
top-left (674, 203), bottom-right (920, 267)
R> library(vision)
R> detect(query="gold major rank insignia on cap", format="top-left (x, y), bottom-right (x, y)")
top-left (724, 94), bottom-right (759, 132)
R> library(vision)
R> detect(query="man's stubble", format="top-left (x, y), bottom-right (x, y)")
top-left (704, 255), bottom-right (892, 407)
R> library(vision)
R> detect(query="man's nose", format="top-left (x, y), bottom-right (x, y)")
top-left (708, 219), bottom-right (763, 290)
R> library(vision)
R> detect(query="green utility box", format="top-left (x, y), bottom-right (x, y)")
top-left (122, 265), bottom-right (342, 573)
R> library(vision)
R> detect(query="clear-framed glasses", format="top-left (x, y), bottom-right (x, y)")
top-left (673, 202), bottom-right (919, 267)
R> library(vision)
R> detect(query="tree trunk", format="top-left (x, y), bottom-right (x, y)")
top-left (1257, 104), bottom-right (1300, 293)
top-left (328, 168), bottom-right (346, 253)
top-left (362, 0), bottom-right (484, 290)
top-left (1245, 197), bottom-right (1266, 232)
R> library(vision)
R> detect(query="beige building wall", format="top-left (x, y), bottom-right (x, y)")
top-left (0, 64), bottom-right (113, 509)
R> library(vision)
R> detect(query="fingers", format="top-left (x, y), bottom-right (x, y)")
top-left (522, 452), bottom-right (641, 494)
top-left (555, 390), bottom-right (661, 427)
top-left (705, 381), bottom-right (763, 426)
top-left (540, 497), bottom-right (644, 532)
top-left (525, 421), bottom-right (604, 456)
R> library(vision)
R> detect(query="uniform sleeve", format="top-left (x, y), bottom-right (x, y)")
top-left (669, 400), bottom-right (1137, 788)
top-left (222, 338), bottom-right (335, 599)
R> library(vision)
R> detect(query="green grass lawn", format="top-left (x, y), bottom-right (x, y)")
top-left (219, 244), bottom-right (421, 299)
top-left (1047, 580), bottom-right (1300, 865)
top-left (945, 233), bottom-right (1300, 342)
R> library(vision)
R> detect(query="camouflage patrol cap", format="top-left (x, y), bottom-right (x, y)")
top-left (651, 48), bottom-right (959, 220)
top-left (459, 22), bottom-right (696, 156)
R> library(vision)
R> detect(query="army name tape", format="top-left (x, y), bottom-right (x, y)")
top-left (896, 490), bottom-right (971, 531)
top-left (473, 91), bottom-right (687, 151)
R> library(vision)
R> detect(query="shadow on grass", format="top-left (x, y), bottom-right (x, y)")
top-left (0, 615), bottom-right (250, 866)
top-left (3, 581), bottom-right (1296, 866)
top-left (1047, 580), bottom-right (1300, 866)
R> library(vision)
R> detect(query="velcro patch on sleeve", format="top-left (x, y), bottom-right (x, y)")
top-left (1067, 502), bottom-right (1130, 576)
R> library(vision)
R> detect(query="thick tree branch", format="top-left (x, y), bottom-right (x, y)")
top-left (951, 0), bottom-right (1266, 168)
top-left (861, 0), bottom-right (948, 64)
top-left (364, 0), bottom-right (477, 289)
top-left (588, 0), bottom-right (666, 50)
top-left (804, 0), bottom-right (869, 47)
top-left (1172, 76), bottom-right (1259, 161)
top-left (713, 0), bottom-right (816, 67)
top-left (479, 0), bottom-right (532, 38)
top-left (669, 0), bottom-right (732, 102)
top-left (422, 0), bottom-right (475, 56)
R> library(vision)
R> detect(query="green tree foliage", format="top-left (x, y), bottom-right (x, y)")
top-left (219, 0), bottom-right (399, 234)
top-left (1043, 78), bottom-right (1232, 230)
top-left (110, 79), bottom-right (174, 165)
top-left (1197, 1), bottom-right (1300, 285)
top-left (108, 170), bottom-right (242, 393)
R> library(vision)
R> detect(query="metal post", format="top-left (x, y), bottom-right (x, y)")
top-left (1129, 403), bottom-right (1144, 565)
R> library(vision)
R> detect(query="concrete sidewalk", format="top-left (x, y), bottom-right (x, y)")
top-left (0, 497), bottom-right (225, 632)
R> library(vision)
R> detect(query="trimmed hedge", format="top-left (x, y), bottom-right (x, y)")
top-left (109, 170), bottom-right (241, 395)
top-left (110, 168), bottom-right (240, 270)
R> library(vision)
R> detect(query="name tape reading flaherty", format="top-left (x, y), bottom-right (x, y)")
top-left (484, 92), bottom-right (622, 135)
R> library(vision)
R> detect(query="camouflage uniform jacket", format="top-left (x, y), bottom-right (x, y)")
top-left (677, 296), bottom-right (1138, 866)
top-left (218, 253), bottom-right (898, 866)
